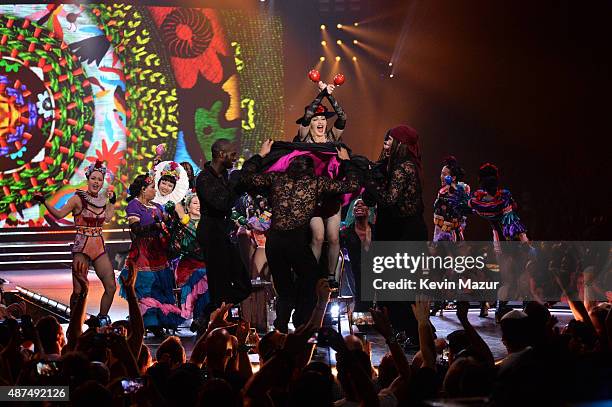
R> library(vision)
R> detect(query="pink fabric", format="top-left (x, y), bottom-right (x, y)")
top-left (138, 298), bottom-right (182, 316)
top-left (265, 150), bottom-right (360, 207)
top-left (265, 150), bottom-right (339, 177)
top-left (181, 276), bottom-right (209, 318)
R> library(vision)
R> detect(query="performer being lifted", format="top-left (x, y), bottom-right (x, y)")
top-left (294, 71), bottom-right (348, 281)
top-left (241, 140), bottom-right (360, 333)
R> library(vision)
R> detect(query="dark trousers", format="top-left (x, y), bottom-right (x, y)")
top-left (265, 226), bottom-right (324, 333)
top-left (375, 213), bottom-right (428, 338)
top-left (198, 216), bottom-right (251, 318)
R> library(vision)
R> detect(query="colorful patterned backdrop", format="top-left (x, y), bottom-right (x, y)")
top-left (0, 4), bottom-right (283, 227)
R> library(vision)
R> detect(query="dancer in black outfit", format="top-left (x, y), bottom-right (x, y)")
top-left (364, 124), bottom-right (427, 346)
top-left (241, 140), bottom-right (360, 333)
top-left (195, 139), bottom-right (251, 326)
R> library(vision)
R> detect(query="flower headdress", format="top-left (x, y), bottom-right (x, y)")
top-left (160, 161), bottom-right (181, 180)
top-left (85, 160), bottom-right (107, 178)
top-left (184, 188), bottom-right (197, 208)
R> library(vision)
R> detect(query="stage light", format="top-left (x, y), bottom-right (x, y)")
top-left (335, 56), bottom-right (341, 61)
top-left (336, 39), bottom-right (342, 45)
top-left (389, 74), bottom-right (394, 78)
top-left (388, 62), bottom-right (393, 66)
top-left (321, 40), bottom-right (327, 46)
top-left (337, 23), bottom-right (343, 29)
top-left (353, 39), bottom-right (358, 44)
top-left (320, 56), bottom-right (326, 61)
top-left (320, 24), bottom-right (326, 30)
top-left (352, 56), bottom-right (357, 61)
top-left (354, 22), bottom-right (359, 26)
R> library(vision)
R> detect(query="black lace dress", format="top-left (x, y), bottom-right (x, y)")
top-left (364, 158), bottom-right (427, 241)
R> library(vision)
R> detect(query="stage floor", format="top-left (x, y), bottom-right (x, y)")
top-left (0, 268), bottom-right (574, 365)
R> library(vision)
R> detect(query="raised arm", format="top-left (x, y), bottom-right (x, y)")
top-left (412, 299), bottom-right (436, 370)
top-left (241, 139), bottom-right (275, 190)
top-left (456, 301), bottom-right (494, 367)
top-left (325, 84), bottom-right (346, 140)
top-left (34, 194), bottom-right (80, 220)
top-left (66, 271), bottom-right (89, 351)
top-left (296, 87), bottom-right (328, 141)
top-left (240, 155), bottom-right (273, 190)
top-left (295, 279), bottom-right (332, 368)
top-left (120, 262), bottom-right (144, 359)
top-left (371, 307), bottom-right (411, 381)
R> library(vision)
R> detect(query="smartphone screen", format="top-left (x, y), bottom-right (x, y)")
top-left (36, 361), bottom-right (60, 376)
top-left (230, 306), bottom-right (240, 319)
top-left (121, 378), bottom-right (145, 394)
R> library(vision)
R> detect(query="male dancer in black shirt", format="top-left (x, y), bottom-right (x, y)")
top-left (195, 139), bottom-right (251, 327)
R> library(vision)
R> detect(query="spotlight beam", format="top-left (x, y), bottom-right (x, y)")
top-left (390, 0), bottom-right (425, 75)
top-left (352, 40), bottom-right (391, 62)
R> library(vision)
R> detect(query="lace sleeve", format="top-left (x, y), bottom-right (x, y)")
top-left (241, 155), bottom-right (273, 189)
top-left (326, 93), bottom-right (346, 130)
top-left (377, 161), bottom-right (417, 208)
top-left (300, 89), bottom-right (327, 127)
top-left (317, 162), bottom-right (360, 194)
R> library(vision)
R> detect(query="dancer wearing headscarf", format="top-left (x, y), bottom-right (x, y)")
top-left (293, 81), bottom-right (348, 282)
top-left (34, 160), bottom-right (116, 325)
top-left (241, 140), bottom-right (360, 333)
top-left (433, 156), bottom-right (471, 242)
top-left (469, 163), bottom-right (528, 242)
top-left (364, 124), bottom-right (427, 347)
top-left (118, 174), bottom-right (184, 338)
top-left (366, 125), bottom-right (427, 240)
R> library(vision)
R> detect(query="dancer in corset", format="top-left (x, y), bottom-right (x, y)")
top-left (241, 140), bottom-right (360, 333)
top-left (294, 80), bottom-right (347, 280)
top-left (34, 160), bottom-right (116, 325)
top-left (364, 124), bottom-right (427, 347)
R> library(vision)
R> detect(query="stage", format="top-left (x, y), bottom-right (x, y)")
top-left (0, 267), bottom-right (576, 366)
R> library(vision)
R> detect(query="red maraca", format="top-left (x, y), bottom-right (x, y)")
top-left (308, 69), bottom-right (321, 82)
top-left (333, 73), bottom-right (345, 86)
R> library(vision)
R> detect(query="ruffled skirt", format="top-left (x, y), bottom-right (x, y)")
top-left (175, 257), bottom-right (209, 320)
top-left (118, 266), bottom-right (185, 329)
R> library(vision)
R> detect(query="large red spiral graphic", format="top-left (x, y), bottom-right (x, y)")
top-left (161, 8), bottom-right (213, 58)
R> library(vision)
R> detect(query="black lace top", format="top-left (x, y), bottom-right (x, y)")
top-left (365, 159), bottom-right (423, 217)
top-left (241, 155), bottom-right (360, 231)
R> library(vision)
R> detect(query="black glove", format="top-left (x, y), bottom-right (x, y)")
top-left (129, 221), bottom-right (161, 236)
top-left (164, 201), bottom-right (176, 216)
top-left (108, 191), bottom-right (116, 205)
top-left (33, 193), bottom-right (46, 204)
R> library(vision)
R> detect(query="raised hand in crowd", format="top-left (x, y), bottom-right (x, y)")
top-left (120, 261), bottom-right (145, 359)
